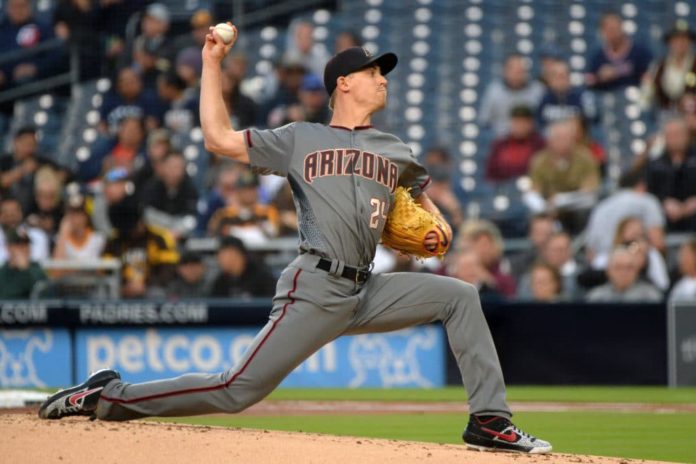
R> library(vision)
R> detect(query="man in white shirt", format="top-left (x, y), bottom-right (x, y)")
top-left (584, 171), bottom-right (665, 264)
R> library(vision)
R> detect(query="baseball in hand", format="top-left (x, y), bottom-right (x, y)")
top-left (214, 23), bottom-right (236, 44)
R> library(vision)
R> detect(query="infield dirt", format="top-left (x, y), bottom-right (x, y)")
top-left (1, 412), bottom-right (672, 464)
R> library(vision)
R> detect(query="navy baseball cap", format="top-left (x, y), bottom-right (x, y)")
top-left (323, 47), bottom-right (398, 97)
top-left (301, 74), bottom-right (324, 92)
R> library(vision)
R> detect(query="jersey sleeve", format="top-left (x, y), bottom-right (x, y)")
top-left (244, 123), bottom-right (296, 177)
top-left (398, 148), bottom-right (431, 198)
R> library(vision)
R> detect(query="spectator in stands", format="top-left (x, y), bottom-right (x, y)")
top-left (53, 0), bottom-right (101, 80)
top-left (207, 170), bottom-right (280, 244)
top-left (131, 36), bottom-right (164, 92)
top-left (285, 20), bottom-right (330, 78)
top-left (669, 237), bottom-right (696, 304)
top-left (133, 128), bottom-right (170, 189)
top-left (175, 47), bottom-right (203, 89)
top-left (102, 168), bottom-right (178, 298)
top-left (679, 92), bottom-right (696, 147)
top-left (645, 117), bottom-right (696, 231)
top-left (0, 0), bottom-right (65, 94)
top-left (172, 9), bottom-right (212, 55)
top-left (197, 163), bottom-right (241, 235)
top-left (157, 71), bottom-right (199, 134)
top-left (269, 182), bottom-right (299, 236)
top-left (99, 67), bottom-right (160, 133)
top-left (142, 151), bottom-right (199, 239)
top-left (97, 0), bottom-right (141, 76)
top-left (585, 11), bottom-right (652, 91)
top-left (537, 61), bottom-right (597, 130)
top-left (509, 213), bottom-right (557, 277)
top-left (422, 147), bottom-right (464, 231)
top-left (569, 114), bottom-right (606, 168)
top-left (168, 251), bottom-right (213, 299)
top-left (0, 229), bottom-right (46, 299)
top-left (457, 219), bottom-right (516, 298)
top-left (518, 231), bottom-right (579, 300)
top-left (585, 170), bottom-right (665, 265)
top-left (132, 3), bottom-right (172, 68)
top-left (25, 166), bottom-right (65, 241)
top-left (53, 195), bottom-right (105, 261)
top-left (642, 20), bottom-right (696, 115)
top-left (209, 236), bottom-right (275, 298)
top-left (528, 262), bottom-right (563, 302)
top-left (586, 247), bottom-right (662, 302)
top-left (222, 53), bottom-right (258, 129)
top-left (296, 74), bottom-right (330, 123)
top-left (612, 217), bottom-right (669, 291)
top-left (537, 43), bottom-right (563, 88)
top-left (0, 196), bottom-right (49, 265)
top-left (524, 119), bottom-right (600, 234)
top-left (334, 30), bottom-right (362, 54)
top-left (478, 53), bottom-right (545, 137)
top-left (449, 249), bottom-right (503, 301)
top-left (485, 105), bottom-right (545, 182)
top-left (223, 52), bottom-right (249, 86)
top-left (268, 74), bottom-right (329, 127)
top-left (262, 55), bottom-right (307, 126)
top-left (89, 114), bottom-right (147, 181)
top-left (580, 216), bottom-right (669, 292)
top-left (0, 127), bottom-right (56, 213)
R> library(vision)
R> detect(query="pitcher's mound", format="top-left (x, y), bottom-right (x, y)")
top-left (0, 413), bottom-right (666, 464)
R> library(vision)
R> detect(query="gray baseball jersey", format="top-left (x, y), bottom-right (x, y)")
top-left (95, 122), bottom-right (511, 423)
top-left (246, 122), bottom-right (430, 267)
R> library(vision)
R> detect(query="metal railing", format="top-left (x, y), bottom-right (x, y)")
top-left (0, 38), bottom-right (79, 104)
top-left (31, 258), bottom-right (122, 300)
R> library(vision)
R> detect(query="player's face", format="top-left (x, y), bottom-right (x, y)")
top-left (348, 65), bottom-right (388, 111)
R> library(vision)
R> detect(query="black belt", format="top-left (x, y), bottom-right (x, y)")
top-left (316, 258), bottom-right (371, 284)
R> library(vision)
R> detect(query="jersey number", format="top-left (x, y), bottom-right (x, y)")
top-left (370, 198), bottom-right (388, 229)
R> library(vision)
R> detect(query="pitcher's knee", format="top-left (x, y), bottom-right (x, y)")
top-left (220, 387), bottom-right (268, 414)
top-left (441, 277), bottom-right (480, 303)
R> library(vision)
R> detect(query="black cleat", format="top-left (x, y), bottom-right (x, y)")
top-left (463, 415), bottom-right (552, 454)
top-left (38, 369), bottom-right (121, 420)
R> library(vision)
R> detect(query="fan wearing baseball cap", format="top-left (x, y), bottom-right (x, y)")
top-left (643, 19), bottom-right (696, 111)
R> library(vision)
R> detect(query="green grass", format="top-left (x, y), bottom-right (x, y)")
top-left (266, 386), bottom-right (696, 404)
top-left (155, 387), bottom-right (696, 463)
top-left (160, 411), bottom-right (696, 463)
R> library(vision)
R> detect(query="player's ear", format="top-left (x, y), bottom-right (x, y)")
top-left (336, 75), bottom-right (350, 93)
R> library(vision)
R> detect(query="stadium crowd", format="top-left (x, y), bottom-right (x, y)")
top-left (0, 1), bottom-right (695, 304)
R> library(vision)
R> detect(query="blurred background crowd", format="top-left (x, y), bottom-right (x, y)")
top-left (0, 0), bottom-right (695, 304)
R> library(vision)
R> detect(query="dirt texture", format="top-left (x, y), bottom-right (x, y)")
top-left (1, 412), bottom-right (672, 464)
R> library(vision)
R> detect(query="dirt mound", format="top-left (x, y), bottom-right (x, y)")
top-left (0, 412), bottom-right (669, 464)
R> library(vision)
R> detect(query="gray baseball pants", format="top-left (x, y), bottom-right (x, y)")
top-left (96, 253), bottom-right (511, 420)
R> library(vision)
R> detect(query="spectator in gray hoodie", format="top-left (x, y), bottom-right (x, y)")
top-left (478, 54), bottom-right (545, 137)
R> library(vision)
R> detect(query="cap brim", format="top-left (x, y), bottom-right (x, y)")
top-left (364, 52), bottom-right (398, 76)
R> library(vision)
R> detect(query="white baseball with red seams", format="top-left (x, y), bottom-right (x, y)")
top-left (214, 23), bottom-right (236, 44)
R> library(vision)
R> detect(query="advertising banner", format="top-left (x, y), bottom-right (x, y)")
top-left (76, 326), bottom-right (445, 388)
top-left (0, 328), bottom-right (72, 388)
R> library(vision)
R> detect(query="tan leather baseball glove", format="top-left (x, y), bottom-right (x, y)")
top-left (381, 186), bottom-right (451, 259)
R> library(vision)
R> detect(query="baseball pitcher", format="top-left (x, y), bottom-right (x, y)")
top-left (39, 23), bottom-right (552, 454)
